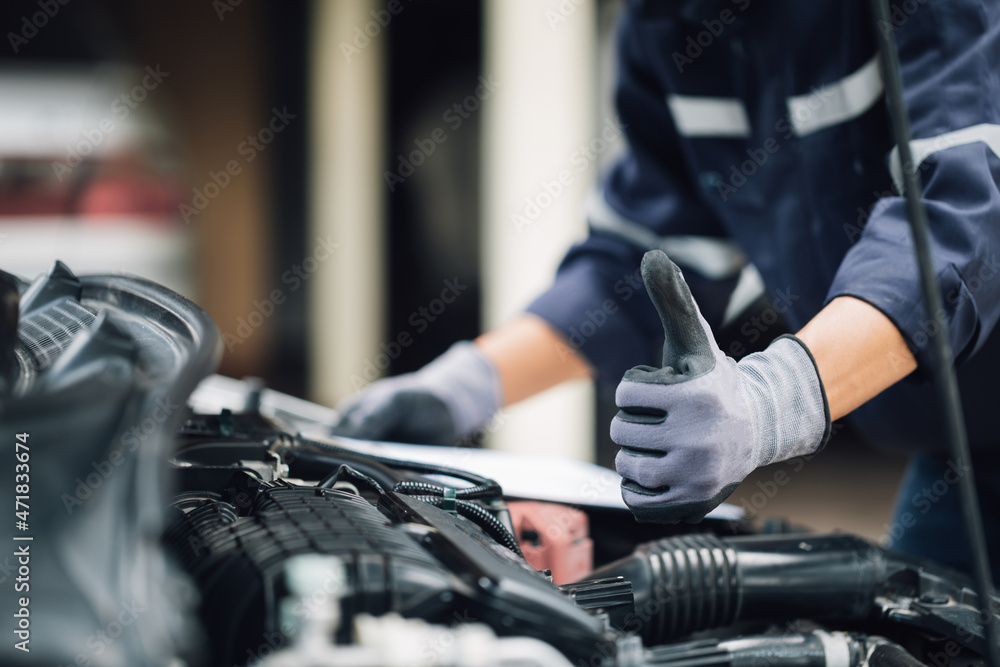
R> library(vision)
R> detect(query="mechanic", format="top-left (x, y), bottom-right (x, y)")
top-left (333, 0), bottom-right (1000, 577)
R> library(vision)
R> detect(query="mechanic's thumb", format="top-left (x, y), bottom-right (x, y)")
top-left (640, 250), bottom-right (717, 377)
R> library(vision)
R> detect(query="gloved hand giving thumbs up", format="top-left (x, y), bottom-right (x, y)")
top-left (612, 250), bottom-right (832, 523)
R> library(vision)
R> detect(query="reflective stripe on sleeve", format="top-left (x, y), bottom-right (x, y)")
top-left (889, 123), bottom-right (1000, 194)
top-left (787, 54), bottom-right (884, 138)
top-left (667, 95), bottom-right (752, 139)
top-left (586, 192), bottom-right (746, 279)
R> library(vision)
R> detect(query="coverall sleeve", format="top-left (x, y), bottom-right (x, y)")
top-left (826, 0), bottom-right (1000, 372)
top-left (526, 4), bottom-right (738, 392)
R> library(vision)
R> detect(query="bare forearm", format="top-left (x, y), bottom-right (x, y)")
top-left (474, 314), bottom-right (592, 406)
top-left (796, 296), bottom-right (917, 420)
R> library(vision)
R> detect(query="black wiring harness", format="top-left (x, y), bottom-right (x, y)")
top-left (398, 492), bottom-right (524, 558)
top-left (317, 464), bottom-right (387, 495)
top-left (298, 436), bottom-right (522, 558)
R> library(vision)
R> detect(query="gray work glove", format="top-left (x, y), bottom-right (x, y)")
top-left (613, 250), bottom-right (831, 523)
top-left (330, 341), bottom-right (502, 445)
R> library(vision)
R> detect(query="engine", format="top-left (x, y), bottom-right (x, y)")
top-left (1, 261), bottom-right (997, 667)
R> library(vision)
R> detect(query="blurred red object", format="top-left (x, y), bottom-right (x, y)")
top-left (0, 158), bottom-right (183, 221)
top-left (508, 501), bottom-right (593, 584)
top-left (77, 173), bottom-right (184, 221)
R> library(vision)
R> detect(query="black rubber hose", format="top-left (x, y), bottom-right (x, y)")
top-left (587, 533), bottom-right (887, 645)
top-left (296, 435), bottom-right (499, 488)
top-left (866, 642), bottom-right (926, 667)
top-left (869, 2), bottom-right (1000, 665)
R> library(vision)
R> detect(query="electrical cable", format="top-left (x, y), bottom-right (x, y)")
top-left (292, 438), bottom-right (517, 553)
top-left (868, 2), bottom-right (1000, 664)
top-left (407, 494), bottom-right (524, 558)
top-left (285, 449), bottom-right (402, 493)
top-left (317, 464), bottom-right (387, 495)
top-left (294, 438), bottom-right (516, 552)
top-left (392, 480), bottom-right (502, 500)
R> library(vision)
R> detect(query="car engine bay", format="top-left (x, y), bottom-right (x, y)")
top-left (1, 262), bottom-right (998, 667)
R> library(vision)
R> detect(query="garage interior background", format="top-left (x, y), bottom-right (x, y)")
top-left (0, 0), bottom-right (907, 541)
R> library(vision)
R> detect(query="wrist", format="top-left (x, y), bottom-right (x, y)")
top-left (778, 334), bottom-right (832, 449)
top-left (738, 334), bottom-right (831, 467)
top-left (475, 315), bottom-right (592, 406)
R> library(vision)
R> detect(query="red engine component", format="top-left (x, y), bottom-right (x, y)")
top-left (508, 500), bottom-right (592, 584)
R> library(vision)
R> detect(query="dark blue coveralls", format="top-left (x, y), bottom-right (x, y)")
top-left (526, 0), bottom-right (1000, 576)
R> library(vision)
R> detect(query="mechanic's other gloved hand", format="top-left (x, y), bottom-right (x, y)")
top-left (612, 250), bottom-right (831, 523)
top-left (330, 341), bottom-right (502, 446)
